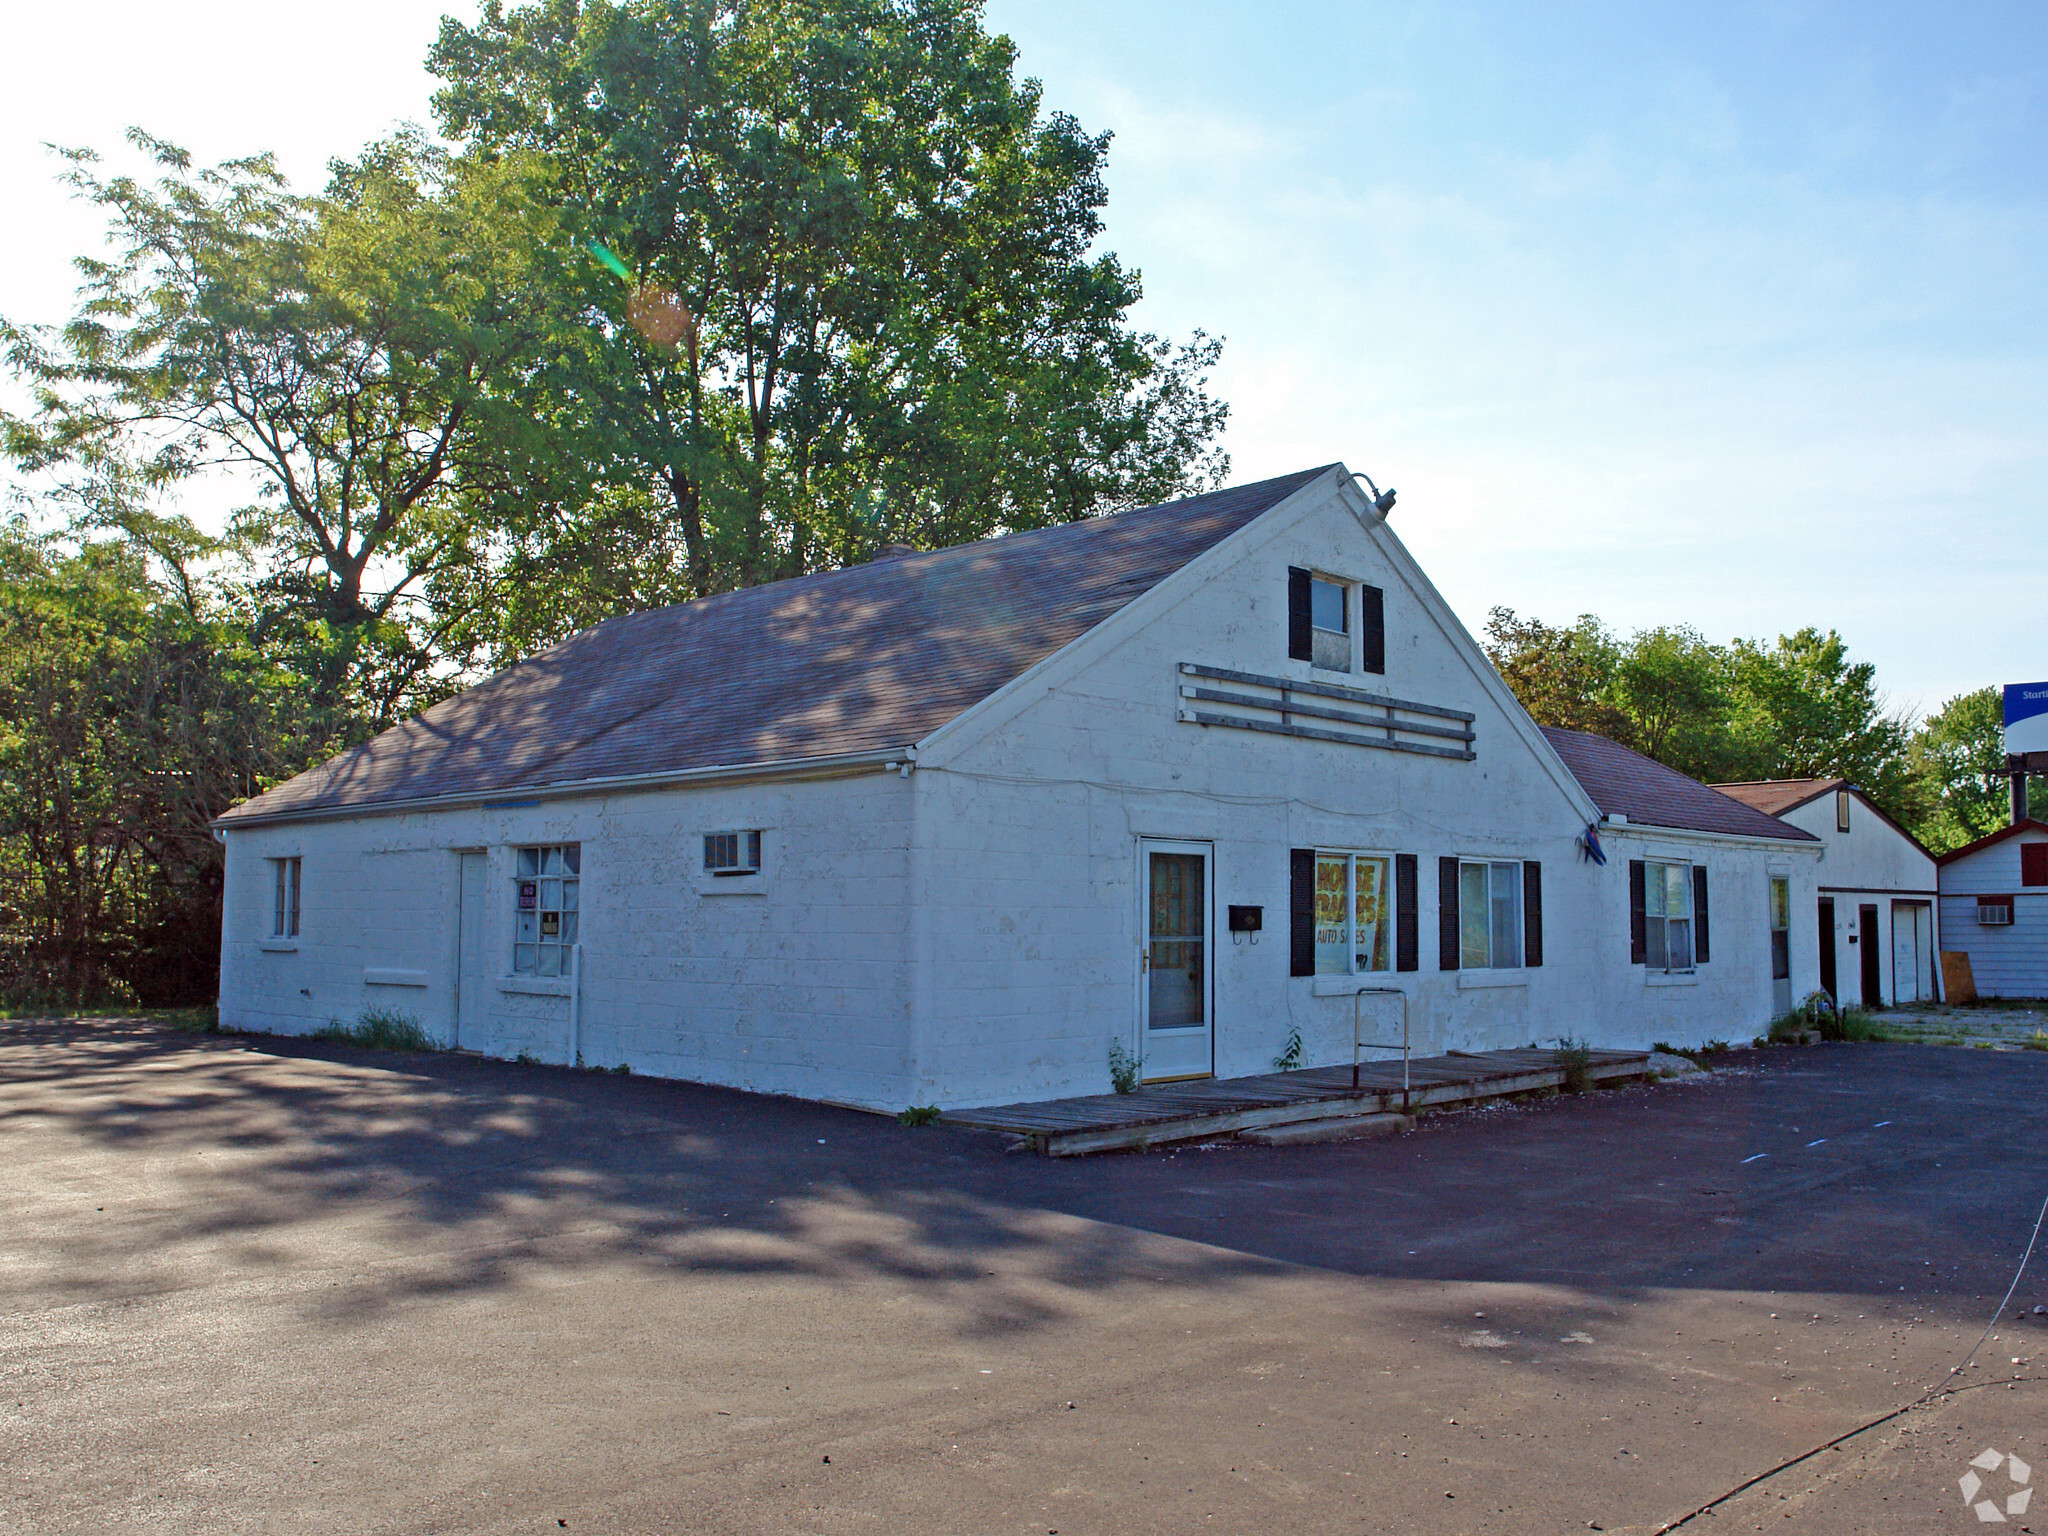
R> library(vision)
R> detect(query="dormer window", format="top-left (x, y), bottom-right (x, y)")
top-left (1310, 577), bottom-right (1350, 671)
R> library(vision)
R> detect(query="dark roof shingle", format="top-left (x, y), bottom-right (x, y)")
top-left (1540, 727), bottom-right (1817, 842)
top-left (1712, 778), bottom-right (1842, 818)
top-left (223, 466), bottom-right (1334, 824)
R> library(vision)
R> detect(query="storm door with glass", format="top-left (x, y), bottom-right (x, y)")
top-left (1138, 840), bottom-right (1213, 1081)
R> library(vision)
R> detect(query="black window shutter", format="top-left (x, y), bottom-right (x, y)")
top-left (1438, 855), bottom-right (1461, 970)
top-left (1522, 861), bottom-right (1543, 967)
top-left (1289, 848), bottom-right (1316, 977)
top-left (1360, 583), bottom-right (1386, 674)
top-left (1286, 567), bottom-right (1312, 661)
top-left (1395, 853), bottom-right (1419, 972)
top-left (1629, 860), bottom-right (1647, 965)
top-left (1693, 865), bottom-right (1711, 963)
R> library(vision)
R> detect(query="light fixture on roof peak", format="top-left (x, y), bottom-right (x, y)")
top-left (1349, 470), bottom-right (1396, 519)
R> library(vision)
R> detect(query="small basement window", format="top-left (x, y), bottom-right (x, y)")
top-left (271, 857), bottom-right (300, 939)
top-left (514, 844), bottom-right (580, 975)
top-left (704, 829), bottom-right (763, 876)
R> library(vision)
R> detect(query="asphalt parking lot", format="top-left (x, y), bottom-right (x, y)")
top-left (7, 1020), bottom-right (2048, 1535)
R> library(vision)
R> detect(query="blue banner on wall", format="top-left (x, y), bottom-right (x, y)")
top-left (2005, 682), bottom-right (2048, 757)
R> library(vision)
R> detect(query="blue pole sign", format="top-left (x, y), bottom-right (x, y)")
top-left (2004, 682), bottom-right (2048, 757)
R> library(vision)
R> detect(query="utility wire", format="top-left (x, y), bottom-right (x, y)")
top-left (1654, 1186), bottom-right (2048, 1534)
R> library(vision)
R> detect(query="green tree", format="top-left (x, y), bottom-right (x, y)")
top-left (1, 131), bottom-right (561, 722)
top-left (1610, 625), bottom-right (1741, 782)
top-left (0, 519), bottom-right (335, 1005)
top-left (1909, 686), bottom-right (2027, 852)
top-left (1481, 607), bottom-right (1629, 741)
top-left (1723, 628), bottom-right (1920, 823)
top-left (428, 0), bottom-right (1229, 640)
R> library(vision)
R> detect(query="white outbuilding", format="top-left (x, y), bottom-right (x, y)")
top-left (1937, 819), bottom-right (2048, 1001)
top-left (217, 464), bottom-right (1820, 1109)
top-left (1714, 779), bottom-right (1941, 1008)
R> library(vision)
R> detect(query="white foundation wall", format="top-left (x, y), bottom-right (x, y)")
top-left (1776, 796), bottom-right (1940, 1007)
top-left (1938, 830), bottom-right (2048, 999)
top-left (904, 487), bottom-right (1808, 1106)
top-left (219, 774), bottom-right (919, 1105)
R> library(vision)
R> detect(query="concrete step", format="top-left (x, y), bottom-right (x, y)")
top-left (1241, 1112), bottom-right (1413, 1147)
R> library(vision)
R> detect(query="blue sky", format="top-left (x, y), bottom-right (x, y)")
top-left (4, 0), bottom-right (2042, 712)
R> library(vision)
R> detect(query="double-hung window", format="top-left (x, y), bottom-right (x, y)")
top-left (271, 857), bottom-right (301, 939)
top-left (1312, 852), bottom-right (1392, 974)
top-left (514, 844), bottom-right (580, 976)
top-left (1643, 860), bottom-right (1694, 971)
top-left (1458, 860), bottom-right (1524, 969)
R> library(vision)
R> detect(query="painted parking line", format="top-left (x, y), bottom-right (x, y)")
top-left (1742, 1154), bottom-right (1767, 1164)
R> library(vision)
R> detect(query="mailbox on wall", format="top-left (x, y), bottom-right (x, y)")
top-left (1228, 905), bottom-right (1263, 943)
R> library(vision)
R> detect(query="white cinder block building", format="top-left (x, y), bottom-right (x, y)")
top-left (1937, 819), bottom-right (2048, 1000)
top-left (218, 465), bottom-right (1820, 1110)
top-left (1716, 779), bottom-right (1941, 1008)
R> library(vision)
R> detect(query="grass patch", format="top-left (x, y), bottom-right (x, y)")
top-left (313, 1007), bottom-right (441, 1053)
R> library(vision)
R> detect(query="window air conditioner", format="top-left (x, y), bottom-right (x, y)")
top-left (1978, 904), bottom-right (2014, 926)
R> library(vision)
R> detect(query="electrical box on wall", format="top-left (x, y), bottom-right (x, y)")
top-left (1228, 905), bottom-right (1263, 932)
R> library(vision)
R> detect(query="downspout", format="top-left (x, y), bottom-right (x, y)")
top-left (905, 758), bottom-right (932, 1106)
top-left (569, 942), bottom-right (583, 1068)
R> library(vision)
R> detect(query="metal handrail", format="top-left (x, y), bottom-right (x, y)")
top-left (1350, 986), bottom-right (1411, 1111)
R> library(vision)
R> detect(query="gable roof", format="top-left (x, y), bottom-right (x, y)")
top-left (1936, 817), bottom-right (2048, 866)
top-left (221, 466), bottom-right (1336, 826)
top-left (1712, 778), bottom-right (1843, 818)
top-left (1539, 728), bottom-right (1817, 843)
top-left (1715, 776), bottom-right (1937, 861)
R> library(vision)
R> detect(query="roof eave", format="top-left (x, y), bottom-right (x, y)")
top-left (1602, 818), bottom-right (1822, 851)
top-left (214, 743), bottom-right (920, 832)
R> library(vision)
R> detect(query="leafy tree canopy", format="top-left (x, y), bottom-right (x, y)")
top-left (428, 0), bottom-right (1228, 652)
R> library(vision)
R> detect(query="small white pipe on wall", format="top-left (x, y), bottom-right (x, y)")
top-left (569, 943), bottom-right (583, 1067)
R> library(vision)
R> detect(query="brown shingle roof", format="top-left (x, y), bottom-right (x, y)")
top-left (1539, 728), bottom-right (1817, 842)
top-left (1712, 778), bottom-right (1843, 818)
top-left (221, 466), bottom-right (1335, 825)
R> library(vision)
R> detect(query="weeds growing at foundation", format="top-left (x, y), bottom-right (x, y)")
top-left (897, 1105), bottom-right (941, 1126)
top-left (1553, 1036), bottom-right (1593, 1094)
top-left (1271, 1025), bottom-right (1304, 1072)
top-left (1107, 1039), bottom-right (1141, 1094)
top-left (314, 1008), bottom-right (440, 1052)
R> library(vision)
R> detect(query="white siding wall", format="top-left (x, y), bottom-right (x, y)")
top-left (1776, 795), bottom-right (1940, 1006)
top-left (220, 475), bottom-right (1820, 1112)
top-left (1938, 830), bottom-right (2048, 999)
top-left (220, 775), bottom-right (918, 1105)
top-left (905, 489), bottom-right (1816, 1106)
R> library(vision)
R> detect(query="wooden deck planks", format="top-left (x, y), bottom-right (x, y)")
top-left (944, 1046), bottom-right (1653, 1152)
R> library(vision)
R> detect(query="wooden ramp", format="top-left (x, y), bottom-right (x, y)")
top-left (944, 1047), bottom-right (1651, 1156)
